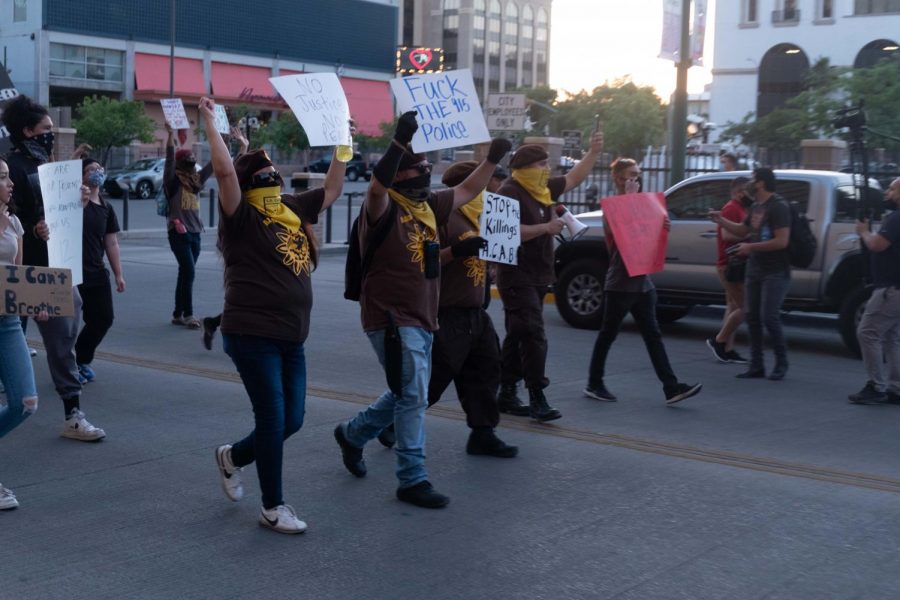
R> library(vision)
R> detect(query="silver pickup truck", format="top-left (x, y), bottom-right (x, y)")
top-left (553, 170), bottom-right (883, 355)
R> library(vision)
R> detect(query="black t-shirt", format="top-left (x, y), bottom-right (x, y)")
top-left (743, 196), bottom-right (792, 276)
top-left (81, 198), bottom-right (121, 286)
top-left (4, 149), bottom-right (48, 266)
top-left (872, 210), bottom-right (900, 288)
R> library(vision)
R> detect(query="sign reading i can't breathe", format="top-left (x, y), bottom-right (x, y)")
top-left (478, 192), bottom-right (521, 265)
top-left (0, 265), bottom-right (74, 317)
top-left (269, 73), bottom-right (352, 148)
top-left (390, 69), bottom-right (490, 153)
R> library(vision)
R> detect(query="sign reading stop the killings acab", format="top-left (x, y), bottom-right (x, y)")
top-left (0, 265), bottom-right (74, 317)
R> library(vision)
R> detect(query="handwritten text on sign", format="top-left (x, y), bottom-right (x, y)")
top-left (0, 265), bottom-right (74, 317)
top-left (269, 73), bottom-right (351, 148)
top-left (213, 104), bottom-right (230, 135)
top-left (479, 193), bottom-right (520, 265)
top-left (600, 193), bottom-right (668, 277)
top-left (38, 160), bottom-right (84, 286)
top-left (390, 69), bottom-right (490, 153)
top-left (160, 98), bottom-right (190, 130)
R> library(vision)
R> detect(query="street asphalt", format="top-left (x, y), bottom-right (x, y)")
top-left (2, 233), bottom-right (900, 599)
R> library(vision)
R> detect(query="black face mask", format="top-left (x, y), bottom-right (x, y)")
top-left (33, 131), bottom-right (54, 154)
top-left (393, 173), bottom-right (432, 200)
top-left (177, 158), bottom-right (196, 170)
top-left (248, 171), bottom-right (283, 190)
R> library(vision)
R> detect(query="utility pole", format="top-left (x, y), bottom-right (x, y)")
top-left (169, 0), bottom-right (175, 98)
top-left (669, 0), bottom-right (691, 187)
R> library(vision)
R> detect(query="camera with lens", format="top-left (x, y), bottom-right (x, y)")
top-left (832, 105), bottom-right (866, 130)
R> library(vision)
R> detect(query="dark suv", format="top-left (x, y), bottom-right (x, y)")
top-left (305, 152), bottom-right (371, 182)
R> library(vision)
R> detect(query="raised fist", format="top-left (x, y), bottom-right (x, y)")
top-left (487, 138), bottom-right (512, 164)
top-left (394, 111), bottom-right (419, 145)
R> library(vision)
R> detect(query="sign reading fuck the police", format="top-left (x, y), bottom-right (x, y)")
top-left (0, 265), bottom-right (74, 317)
top-left (479, 192), bottom-right (520, 265)
top-left (390, 69), bottom-right (490, 153)
top-left (269, 73), bottom-right (352, 148)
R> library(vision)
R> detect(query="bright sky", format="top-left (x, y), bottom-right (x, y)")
top-left (549, 0), bottom-right (713, 101)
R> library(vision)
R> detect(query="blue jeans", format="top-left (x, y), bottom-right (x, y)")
top-left (0, 315), bottom-right (38, 438)
top-left (168, 230), bottom-right (201, 318)
top-left (345, 326), bottom-right (432, 488)
top-left (745, 271), bottom-right (791, 369)
top-left (223, 334), bottom-right (307, 510)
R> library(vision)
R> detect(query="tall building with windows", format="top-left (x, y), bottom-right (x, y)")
top-left (708, 0), bottom-right (900, 136)
top-left (0, 0), bottom-right (398, 143)
top-left (400, 0), bottom-right (552, 102)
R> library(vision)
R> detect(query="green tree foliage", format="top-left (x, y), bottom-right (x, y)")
top-left (73, 96), bottom-right (156, 165)
top-left (255, 111), bottom-right (309, 160)
top-left (844, 58), bottom-right (900, 153)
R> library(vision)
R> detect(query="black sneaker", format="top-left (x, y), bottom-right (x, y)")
top-left (725, 350), bottom-right (749, 365)
top-left (333, 424), bottom-right (366, 477)
top-left (849, 382), bottom-right (888, 405)
top-left (665, 382), bottom-right (702, 405)
top-left (377, 424), bottom-right (396, 449)
top-left (584, 384), bottom-right (617, 401)
top-left (202, 317), bottom-right (218, 351)
top-left (396, 481), bottom-right (449, 509)
top-left (705, 338), bottom-right (730, 363)
top-left (466, 429), bottom-right (518, 458)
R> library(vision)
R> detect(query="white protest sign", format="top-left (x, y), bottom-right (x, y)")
top-left (268, 73), bottom-right (352, 147)
top-left (478, 192), bottom-right (520, 265)
top-left (160, 98), bottom-right (190, 130)
top-left (38, 160), bottom-right (83, 286)
top-left (213, 104), bottom-right (230, 135)
top-left (390, 69), bottom-right (490, 153)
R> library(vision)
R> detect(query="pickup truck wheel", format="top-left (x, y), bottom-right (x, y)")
top-left (656, 305), bottom-right (693, 324)
top-left (554, 258), bottom-right (607, 329)
top-left (347, 168), bottom-right (359, 182)
top-left (839, 285), bottom-right (871, 358)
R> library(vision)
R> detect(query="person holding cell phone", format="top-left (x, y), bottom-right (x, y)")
top-left (333, 111), bottom-right (511, 509)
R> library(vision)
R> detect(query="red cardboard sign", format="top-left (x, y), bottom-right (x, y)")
top-left (600, 193), bottom-right (668, 277)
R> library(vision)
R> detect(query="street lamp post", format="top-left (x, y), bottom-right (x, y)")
top-left (669, 0), bottom-right (692, 187)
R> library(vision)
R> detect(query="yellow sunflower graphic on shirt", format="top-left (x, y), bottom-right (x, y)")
top-left (406, 224), bottom-right (437, 272)
top-left (275, 229), bottom-right (311, 277)
top-left (464, 256), bottom-right (486, 287)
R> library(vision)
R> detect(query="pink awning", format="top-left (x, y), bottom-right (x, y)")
top-left (211, 63), bottom-right (280, 104)
top-left (342, 78), bottom-right (393, 136)
top-left (134, 53), bottom-right (205, 96)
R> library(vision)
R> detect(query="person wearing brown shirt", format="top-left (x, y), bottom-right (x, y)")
top-left (333, 111), bottom-right (511, 509)
top-left (496, 130), bottom-right (604, 421)
top-left (198, 97), bottom-right (346, 534)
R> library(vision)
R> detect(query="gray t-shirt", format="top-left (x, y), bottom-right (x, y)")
top-left (743, 196), bottom-right (792, 276)
top-left (0, 214), bottom-right (24, 264)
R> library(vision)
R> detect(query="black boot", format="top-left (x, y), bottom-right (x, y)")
top-left (498, 383), bottom-right (530, 416)
top-left (528, 387), bottom-right (562, 422)
top-left (466, 427), bottom-right (518, 458)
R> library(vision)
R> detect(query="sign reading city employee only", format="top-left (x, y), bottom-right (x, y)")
top-left (0, 265), bottom-right (74, 317)
top-left (479, 192), bottom-right (520, 265)
top-left (390, 68), bottom-right (490, 153)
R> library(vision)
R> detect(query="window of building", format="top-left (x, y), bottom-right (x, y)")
top-left (854, 39), bottom-right (900, 68)
top-left (442, 0), bottom-right (460, 70)
top-left (13, 0), bottom-right (26, 22)
top-left (49, 43), bottom-right (124, 83)
top-left (855, 0), bottom-right (900, 14)
top-left (504, 2), bottom-right (519, 90)
top-left (535, 7), bottom-right (548, 86)
top-left (488, 0), bottom-right (502, 89)
top-left (473, 0), bottom-right (487, 92)
top-left (773, 0), bottom-right (800, 23)
top-left (757, 43), bottom-right (809, 118)
top-left (819, 0), bottom-right (834, 18)
top-left (743, 0), bottom-right (758, 23)
top-left (403, 1), bottom-right (415, 46)
top-left (521, 4), bottom-right (534, 87)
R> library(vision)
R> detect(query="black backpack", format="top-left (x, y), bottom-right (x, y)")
top-left (786, 200), bottom-right (817, 269)
top-left (344, 201), bottom-right (396, 301)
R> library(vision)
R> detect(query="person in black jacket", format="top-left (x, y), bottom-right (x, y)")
top-left (1, 95), bottom-right (105, 441)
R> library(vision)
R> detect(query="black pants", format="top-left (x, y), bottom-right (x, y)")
top-left (587, 289), bottom-right (678, 392)
top-left (499, 285), bottom-right (549, 389)
top-left (168, 230), bottom-right (201, 318)
top-left (428, 307), bottom-right (501, 429)
top-left (75, 279), bottom-right (114, 365)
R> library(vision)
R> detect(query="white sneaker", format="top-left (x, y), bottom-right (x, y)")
top-left (259, 504), bottom-right (307, 534)
top-left (0, 484), bottom-right (19, 510)
top-left (28, 348), bottom-right (37, 358)
top-left (215, 445), bottom-right (243, 502)
top-left (61, 410), bottom-right (106, 442)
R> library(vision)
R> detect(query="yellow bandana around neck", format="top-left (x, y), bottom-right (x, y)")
top-left (245, 186), bottom-right (301, 233)
top-left (457, 191), bottom-right (483, 230)
top-left (388, 188), bottom-right (437, 234)
top-left (512, 167), bottom-right (553, 206)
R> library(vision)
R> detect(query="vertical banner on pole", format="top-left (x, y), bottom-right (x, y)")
top-left (691, 0), bottom-right (708, 65)
top-left (659, 0), bottom-right (681, 62)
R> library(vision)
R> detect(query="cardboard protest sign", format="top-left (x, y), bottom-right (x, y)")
top-left (38, 160), bottom-right (84, 285)
top-left (213, 104), bottom-right (230, 135)
top-left (269, 73), bottom-right (352, 147)
top-left (600, 193), bottom-right (668, 277)
top-left (390, 69), bottom-right (490, 153)
top-left (0, 265), bottom-right (74, 317)
top-left (478, 192), bottom-right (520, 265)
top-left (160, 98), bottom-right (190, 130)
top-left (0, 69), bottom-right (20, 156)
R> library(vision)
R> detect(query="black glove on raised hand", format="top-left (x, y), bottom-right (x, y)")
top-left (451, 236), bottom-right (488, 258)
top-left (394, 111), bottom-right (419, 145)
top-left (486, 138), bottom-right (512, 164)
